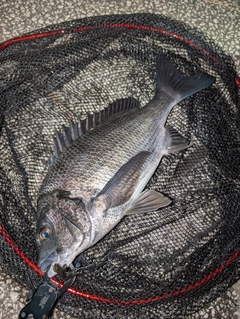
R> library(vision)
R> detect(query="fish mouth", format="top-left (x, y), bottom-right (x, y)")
top-left (38, 251), bottom-right (57, 274)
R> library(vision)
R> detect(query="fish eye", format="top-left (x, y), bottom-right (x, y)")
top-left (39, 227), bottom-right (51, 240)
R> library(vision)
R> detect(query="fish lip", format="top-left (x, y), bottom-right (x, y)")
top-left (38, 251), bottom-right (57, 274)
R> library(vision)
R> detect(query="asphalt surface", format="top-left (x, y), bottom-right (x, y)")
top-left (0, 1), bottom-right (239, 318)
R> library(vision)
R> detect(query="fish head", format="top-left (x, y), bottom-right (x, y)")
top-left (36, 190), bottom-right (91, 278)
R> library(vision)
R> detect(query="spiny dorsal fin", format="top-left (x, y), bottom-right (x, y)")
top-left (50, 97), bottom-right (140, 165)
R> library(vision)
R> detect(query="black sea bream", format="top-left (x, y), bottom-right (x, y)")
top-left (36, 54), bottom-right (214, 278)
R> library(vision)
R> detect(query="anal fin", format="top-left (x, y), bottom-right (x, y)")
top-left (166, 126), bottom-right (191, 154)
top-left (125, 189), bottom-right (171, 215)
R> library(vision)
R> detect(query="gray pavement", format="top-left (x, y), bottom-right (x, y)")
top-left (0, 0), bottom-right (239, 318)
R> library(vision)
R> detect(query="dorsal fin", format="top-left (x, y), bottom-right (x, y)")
top-left (50, 97), bottom-right (140, 165)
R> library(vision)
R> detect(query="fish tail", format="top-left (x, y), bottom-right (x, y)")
top-left (155, 54), bottom-right (215, 102)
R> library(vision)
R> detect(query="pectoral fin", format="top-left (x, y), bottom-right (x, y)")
top-left (125, 189), bottom-right (171, 215)
top-left (166, 127), bottom-right (191, 154)
top-left (96, 151), bottom-right (151, 209)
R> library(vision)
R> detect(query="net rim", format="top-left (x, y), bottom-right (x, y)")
top-left (0, 22), bottom-right (239, 87)
top-left (0, 20), bottom-right (239, 306)
top-left (1, 226), bottom-right (240, 305)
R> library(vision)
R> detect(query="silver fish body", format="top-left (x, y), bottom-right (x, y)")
top-left (36, 55), bottom-right (214, 278)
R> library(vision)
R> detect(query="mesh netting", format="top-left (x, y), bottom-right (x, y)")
top-left (0, 13), bottom-right (240, 318)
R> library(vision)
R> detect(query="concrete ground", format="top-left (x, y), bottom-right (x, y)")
top-left (0, 0), bottom-right (239, 318)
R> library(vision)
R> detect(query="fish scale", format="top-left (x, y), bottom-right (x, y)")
top-left (36, 54), bottom-right (214, 278)
top-left (41, 99), bottom-right (169, 196)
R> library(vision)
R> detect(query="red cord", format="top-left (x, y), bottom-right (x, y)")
top-left (0, 23), bottom-right (239, 87)
top-left (0, 21), bottom-right (239, 305)
top-left (0, 225), bottom-right (240, 305)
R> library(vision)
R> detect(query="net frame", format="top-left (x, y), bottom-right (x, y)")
top-left (0, 13), bottom-right (239, 318)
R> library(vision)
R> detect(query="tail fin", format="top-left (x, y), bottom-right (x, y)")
top-left (155, 54), bottom-right (215, 102)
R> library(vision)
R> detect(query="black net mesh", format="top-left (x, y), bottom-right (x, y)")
top-left (0, 13), bottom-right (240, 318)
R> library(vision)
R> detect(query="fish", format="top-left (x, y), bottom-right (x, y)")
top-left (36, 54), bottom-right (214, 278)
